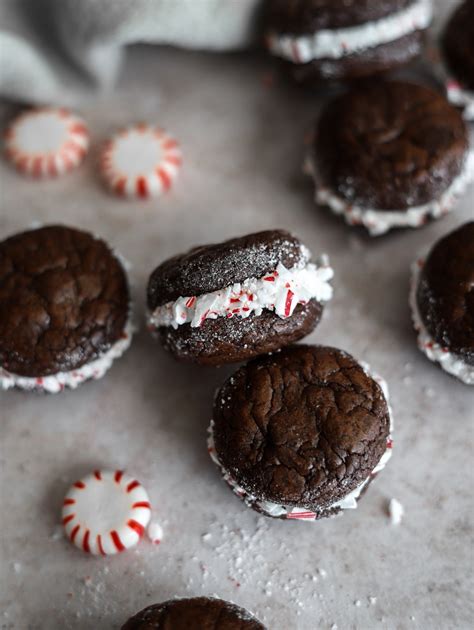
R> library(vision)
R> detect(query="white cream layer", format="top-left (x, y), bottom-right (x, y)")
top-left (409, 255), bottom-right (474, 385)
top-left (148, 254), bottom-right (334, 330)
top-left (305, 151), bottom-right (474, 236)
top-left (446, 79), bottom-right (474, 122)
top-left (208, 366), bottom-right (393, 521)
top-left (0, 317), bottom-right (134, 394)
top-left (267, 0), bottom-right (432, 63)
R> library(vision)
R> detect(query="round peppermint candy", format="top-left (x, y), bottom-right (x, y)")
top-left (62, 470), bottom-right (151, 555)
top-left (4, 107), bottom-right (89, 177)
top-left (100, 124), bottom-right (182, 198)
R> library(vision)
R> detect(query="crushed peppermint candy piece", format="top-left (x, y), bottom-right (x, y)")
top-left (388, 498), bottom-right (404, 525)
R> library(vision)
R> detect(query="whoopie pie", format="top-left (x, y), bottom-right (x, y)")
top-left (410, 222), bottom-right (474, 385)
top-left (147, 230), bottom-right (333, 365)
top-left (0, 225), bottom-right (133, 393)
top-left (305, 80), bottom-right (474, 235)
top-left (264, 0), bottom-right (432, 82)
top-left (208, 345), bottom-right (393, 520)
top-left (442, 0), bottom-right (474, 121)
top-left (121, 597), bottom-right (265, 630)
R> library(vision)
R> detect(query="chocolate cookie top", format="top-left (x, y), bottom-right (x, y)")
top-left (121, 597), bottom-right (265, 630)
top-left (213, 345), bottom-right (390, 509)
top-left (442, 0), bottom-right (474, 90)
top-left (0, 225), bottom-right (129, 377)
top-left (147, 230), bottom-right (305, 309)
top-left (265, 0), bottom-right (414, 34)
top-left (314, 81), bottom-right (468, 210)
top-left (417, 222), bottom-right (474, 364)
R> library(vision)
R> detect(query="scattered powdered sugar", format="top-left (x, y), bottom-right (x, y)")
top-left (388, 499), bottom-right (405, 526)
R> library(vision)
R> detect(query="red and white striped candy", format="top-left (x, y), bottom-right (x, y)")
top-left (4, 107), bottom-right (89, 177)
top-left (62, 470), bottom-right (151, 556)
top-left (100, 124), bottom-right (182, 198)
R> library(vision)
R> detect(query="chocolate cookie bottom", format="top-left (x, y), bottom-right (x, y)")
top-left (152, 300), bottom-right (322, 365)
top-left (305, 152), bottom-right (474, 236)
top-left (284, 31), bottom-right (425, 82)
top-left (0, 316), bottom-right (134, 394)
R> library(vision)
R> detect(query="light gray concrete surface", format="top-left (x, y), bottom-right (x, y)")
top-left (1, 15), bottom-right (473, 630)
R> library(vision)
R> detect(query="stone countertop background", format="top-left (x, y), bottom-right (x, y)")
top-left (1, 6), bottom-right (473, 629)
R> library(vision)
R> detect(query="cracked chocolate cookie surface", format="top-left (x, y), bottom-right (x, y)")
top-left (213, 345), bottom-right (391, 510)
top-left (147, 230), bottom-right (304, 308)
top-left (0, 225), bottom-right (129, 377)
top-left (314, 81), bottom-right (468, 210)
top-left (443, 0), bottom-right (474, 91)
top-left (417, 222), bottom-right (474, 365)
top-left (121, 597), bottom-right (265, 630)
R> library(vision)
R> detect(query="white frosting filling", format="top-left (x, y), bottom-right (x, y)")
top-left (208, 365), bottom-right (393, 521)
top-left (0, 317), bottom-right (134, 394)
top-left (267, 0), bottom-right (432, 63)
top-left (446, 79), bottom-right (474, 122)
top-left (409, 254), bottom-right (474, 385)
top-left (304, 150), bottom-right (474, 236)
top-left (148, 252), bottom-right (334, 330)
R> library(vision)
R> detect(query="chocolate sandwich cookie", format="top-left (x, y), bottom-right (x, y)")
top-left (410, 222), bottom-right (474, 385)
top-left (306, 80), bottom-right (474, 236)
top-left (442, 0), bottom-right (474, 121)
top-left (0, 225), bottom-right (133, 393)
top-left (208, 345), bottom-right (393, 521)
top-left (121, 597), bottom-right (265, 630)
top-left (264, 0), bottom-right (432, 82)
top-left (147, 230), bottom-right (333, 365)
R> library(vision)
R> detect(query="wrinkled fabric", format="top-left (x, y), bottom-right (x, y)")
top-left (0, 0), bottom-right (261, 105)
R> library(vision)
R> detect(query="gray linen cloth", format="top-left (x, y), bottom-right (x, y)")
top-left (0, 0), bottom-right (261, 105)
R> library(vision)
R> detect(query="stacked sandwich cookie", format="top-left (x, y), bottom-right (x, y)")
top-left (209, 345), bottom-right (393, 520)
top-left (0, 225), bottom-right (133, 393)
top-left (410, 222), bottom-right (474, 385)
top-left (264, 0), bottom-right (432, 82)
top-left (147, 230), bottom-right (333, 365)
top-left (305, 80), bottom-right (474, 235)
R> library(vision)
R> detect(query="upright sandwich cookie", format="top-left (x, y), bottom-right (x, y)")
top-left (122, 597), bottom-right (265, 629)
top-left (264, 0), bottom-right (432, 82)
top-left (208, 345), bottom-right (393, 520)
top-left (442, 0), bottom-right (474, 121)
top-left (0, 225), bottom-right (133, 393)
top-left (306, 80), bottom-right (474, 235)
top-left (410, 222), bottom-right (474, 385)
top-left (147, 230), bottom-right (333, 365)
